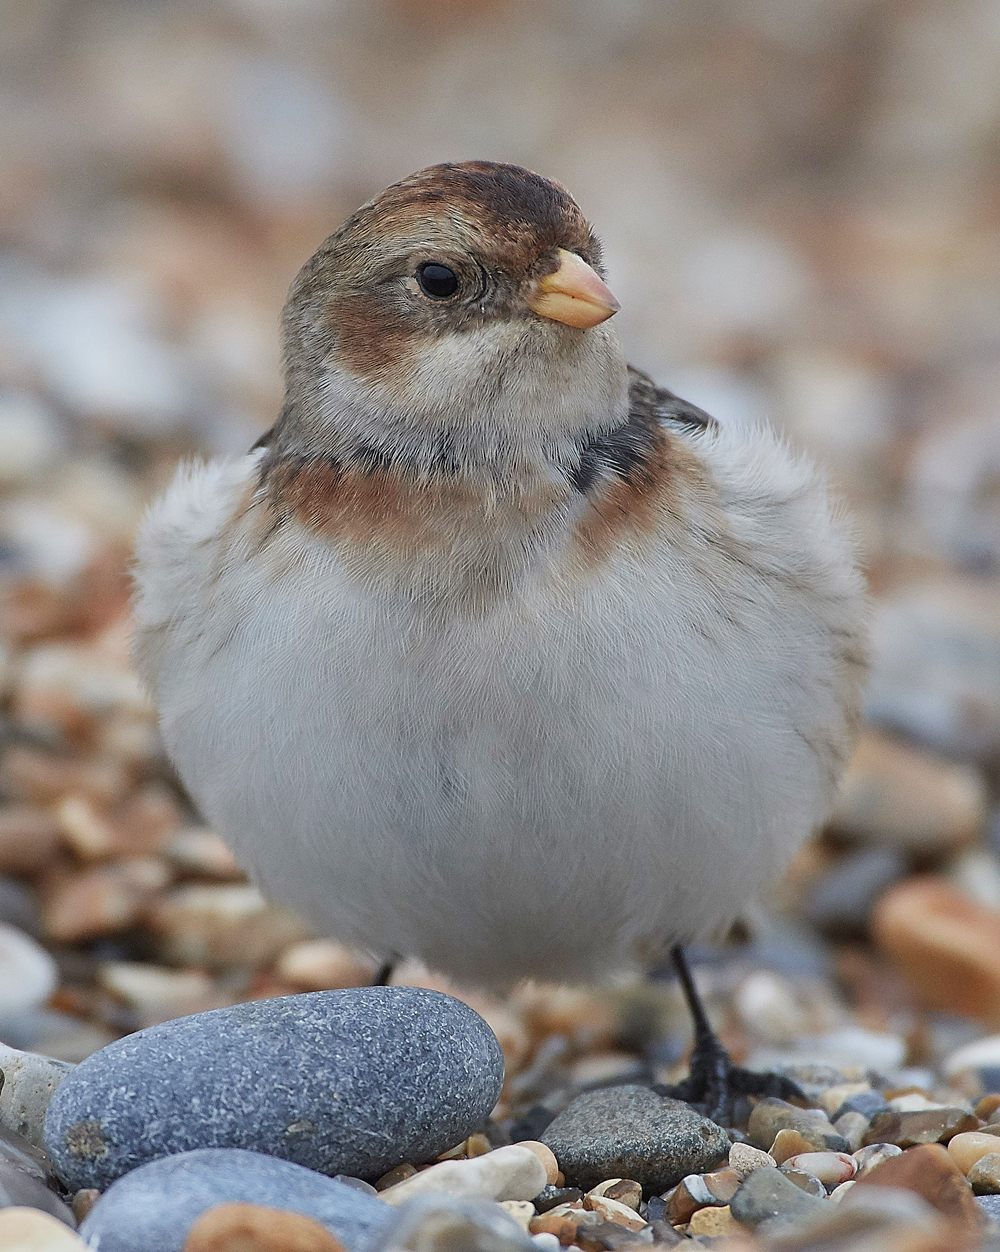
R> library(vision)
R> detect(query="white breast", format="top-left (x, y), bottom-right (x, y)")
top-left (133, 424), bottom-right (864, 990)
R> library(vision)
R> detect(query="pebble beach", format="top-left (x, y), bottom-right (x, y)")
top-left (1, 2), bottom-right (1000, 1249)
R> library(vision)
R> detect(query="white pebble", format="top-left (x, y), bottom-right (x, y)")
top-left (0, 1042), bottom-right (74, 1150)
top-left (531, 1235), bottom-right (561, 1252)
top-left (378, 1145), bottom-right (548, 1206)
top-left (0, 924), bottom-right (58, 1020)
top-left (782, 1152), bottom-right (856, 1187)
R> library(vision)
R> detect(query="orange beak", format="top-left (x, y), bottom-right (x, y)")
top-left (528, 248), bottom-right (620, 329)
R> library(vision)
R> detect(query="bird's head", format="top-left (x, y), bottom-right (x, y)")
top-left (279, 161), bottom-right (628, 477)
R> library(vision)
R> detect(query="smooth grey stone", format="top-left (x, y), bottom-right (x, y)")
top-left (730, 1166), bottom-right (832, 1230)
top-left (540, 1084), bottom-right (730, 1193)
top-left (644, 1195), bottom-right (667, 1222)
top-left (370, 1194), bottom-right (533, 1252)
top-left (804, 848), bottom-right (907, 937)
top-left (778, 1167), bottom-right (826, 1198)
top-left (45, 986), bottom-right (504, 1191)
top-left (832, 1088), bottom-right (890, 1122)
top-left (534, 1184), bottom-right (583, 1212)
top-left (0, 877), bottom-right (41, 936)
top-left (80, 1148), bottom-right (392, 1252)
top-left (584, 1221), bottom-right (654, 1248)
top-left (0, 1125), bottom-right (74, 1225)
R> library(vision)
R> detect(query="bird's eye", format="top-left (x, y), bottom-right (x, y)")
top-left (416, 263), bottom-right (459, 299)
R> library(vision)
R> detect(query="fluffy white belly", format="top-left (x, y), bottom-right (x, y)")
top-left (152, 498), bottom-right (833, 988)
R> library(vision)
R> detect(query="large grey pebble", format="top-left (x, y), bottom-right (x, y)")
top-left (730, 1165), bottom-right (832, 1230)
top-left (372, 1194), bottom-right (534, 1252)
top-left (540, 1084), bottom-right (729, 1193)
top-left (0, 1042), bottom-right (73, 1151)
top-left (80, 1148), bottom-right (392, 1251)
top-left (45, 986), bottom-right (503, 1190)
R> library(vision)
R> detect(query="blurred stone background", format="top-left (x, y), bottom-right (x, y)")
top-left (0, 0), bottom-right (999, 1107)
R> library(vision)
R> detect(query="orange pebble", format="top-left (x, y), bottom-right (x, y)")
top-left (183, 1203), bottom-right (345, 1252)
top-left (529, 1214), bottom-right (577, 1245)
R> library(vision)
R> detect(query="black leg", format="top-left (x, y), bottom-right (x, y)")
top-left (372, 960), bottom-right (395, 987)
top-left (655, 944), bottom-right (806, 1127)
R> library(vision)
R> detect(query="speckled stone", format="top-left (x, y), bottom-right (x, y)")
top-left (729, 1165), bottom-right (833, 1230)
top-left (540, 1085), bottom-right (729, 1193)
top-left (79, 1148), bottom-right (393, 1252)
top-left (45, 987), bottom-right (504, 1190)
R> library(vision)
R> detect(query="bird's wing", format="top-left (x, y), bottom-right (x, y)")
top-left (625, 364), bottom-right (718, 437)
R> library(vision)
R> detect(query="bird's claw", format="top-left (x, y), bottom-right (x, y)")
top-left (654, 1037), bottom-right (807, 1128)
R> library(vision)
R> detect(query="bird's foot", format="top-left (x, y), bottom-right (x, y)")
top-left (655, 1034), bottom-right (806, 1128)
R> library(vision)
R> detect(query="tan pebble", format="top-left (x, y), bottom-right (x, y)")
top-left (818, 1082), bottom-right (872, 1118)
top-left (146, 884), bottom-right (309, 969)
top-left (782, 1152), bottom-right (856, 1186)
top-left (729, 1141), bottom-right (776, 1179)
top-left (769, 1128), bottom-right (816, 1164)
top-left (977, 1094), bottom-right (1000, 1120)
top-left (832, 731), bottom-right (986, 850)
top-left (863, 1107), bottom-right (979, 1148)
top-left (465, 1133), bottom-right (492, 1158)
top-left (0, 1206), bottom-right (88, 1248)
top-left (701, 1167), bottom-right (742, 1203)
top-left (553, 1170), bottom-right (564, 1187)
top-left (602, 1179), bottom-right (642, 1210)
top-left (374, 1163), bottom-right (416, 1189)
top-left (498, 1200), bottom-right (535, 1231)
top-left (872, 876), bottom-right (1000, 1020)
top-left (829, 1179), bottom-right (855, 1202)
top-left (948, 1131), bottom-right (1000, 1175)
top-left (0, 805), bottom-right (61, 874)
top-left (687, 1204), bottom-right (739, 1237)
top-left (56, 795), bottom-right (118, 859)
top-left (584, 1178), bottom-right (623, 1199)
top-left (71, 1188), bottom-right (101, 1222)
top-left (582, 1195), bottom-right (646, 1231)
top-left (182, 1202), bottom-right (343, 1250)
top-left (41, 858), bottom-right (171, 942)
top-left (968, 1152), bottom-right (1000, 1195)
top-left (163, 828), bottom-right (244, 880)
top-left (0, 746), bottom-right (130, 806)
top-left (275, 939), bottom-right (377, 992)
top-left (529, 1213), bottom-right (577, 1245)
top-left (98, 961), bottom-right (220, 1025)
top-left (515, 1140), bottom-right (559, 1185)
